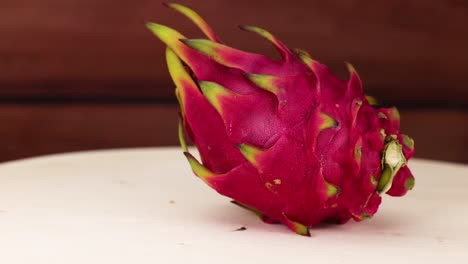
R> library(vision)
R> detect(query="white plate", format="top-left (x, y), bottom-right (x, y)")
top-left (0, 147), bottom-right (467, 263)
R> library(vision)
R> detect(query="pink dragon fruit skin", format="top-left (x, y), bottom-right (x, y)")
top-left (148, 3), bottom-right (415, 236)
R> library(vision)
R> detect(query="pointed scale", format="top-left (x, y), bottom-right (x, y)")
top-left (345, 62), bottom-right (364, 98)
top-left (386, 166), bottom-right (415, 197)
top-left (149, 25), bottom-right (285, 148)
top-left (281, 164), bottom-right (343, 227)
top-left (295, 48), bottom-right (348, 101)
top-left (341, 174), bottom-right (382, 222)
top-left (231, 200), bottom-right (281, 224)
top-left (198, 80), bottom-right (282, 148)
top-left (147, 23), bottom-right (188, 58)
top-left (309, 109), bottom-right (349, 192)
top-left (147, 23), bottom-right (218, 80)
top-left (353, 105), bottom-right (385, 193)
top-left (282, 212), bottom-right (310, 236)
top-left (148, 23), bottom-right (239, 91)
top-left (164, 2), bottom-right (221, 43)
top-left (358, 129), bottom-right (385, 194)
top-left (399, 134), bottom-right (415, 160)
top-left (147, 23), bottom-right (270, 95)
top-left (245, 72), bottom-right (317, 124)
top-left (347, 193), bottom-right (382, 221)
top-left (239, 25), bottom-right (292, 60)
top-left (165, 48), bottom-right (244, 173)
top-left (184, 152), bottom-right (284, 222)
top-left (178, 119), bottom-right (188, 152)
top-left (237, 133), bottom-right (313, 197)
top-left (378, 107), bottom-right (401, 135)
top-left (180, 38), bottom-right (305, 75)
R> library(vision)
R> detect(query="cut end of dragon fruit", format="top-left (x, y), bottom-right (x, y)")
top-left (148, 3), bottom-right (415, 236)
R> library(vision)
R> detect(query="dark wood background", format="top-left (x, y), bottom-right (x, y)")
top-left (1, 0), bottom-right (467, 163)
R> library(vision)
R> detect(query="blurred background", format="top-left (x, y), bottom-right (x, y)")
top-left (0, 0), bottom-right (467, 163)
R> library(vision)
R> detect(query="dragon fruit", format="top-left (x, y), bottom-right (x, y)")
top-left (148, 3), bottom-right (415, 236)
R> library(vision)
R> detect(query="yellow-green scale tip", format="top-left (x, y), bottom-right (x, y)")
top-left (183, 152), bottom-right (215, 182)
top-left (198, 81), bottom-right (233, 115)
top-left (164, 2), bottom-right (220, 42)
top-left (178, 120), bottom-right (188, 152)
top-left (237, 143), bottom-right (263, 168)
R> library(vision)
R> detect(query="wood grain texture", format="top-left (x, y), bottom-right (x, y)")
top-left (1, 0), bottom-right (467, 105)
top-left (0, 104), bottom-right (466, 164)
top-left (0, 104), bottom-right (179, 162)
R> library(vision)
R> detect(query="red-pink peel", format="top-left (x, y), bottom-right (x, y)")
top-left (148, 3), bottom-right (415, 236)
